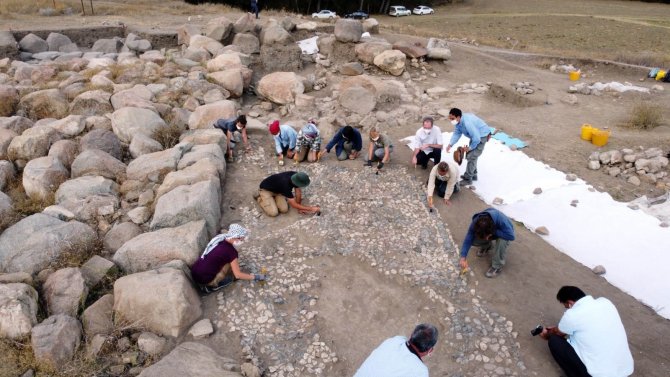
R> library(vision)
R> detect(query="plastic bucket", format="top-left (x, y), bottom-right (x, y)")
top-left (580, 124), bottom-right (595, 141)
top-left (591, 129), bottom-right (610, 147)
top-left (656, 70), bottom-right (667, 81)
top-left (569, 70), bottom-right (581, 81)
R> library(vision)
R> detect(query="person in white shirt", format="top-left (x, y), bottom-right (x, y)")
top-left (411, 116), bottom-right (443, 170)
top-left (354, 323), bottom-right (438, 377)
top-left (539, 286), bottom-right (634, 377)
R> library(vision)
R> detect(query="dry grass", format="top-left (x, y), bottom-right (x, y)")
top-left (0, 0), bottom-right (234, 16)
top-left (152, 123), bottom-right (183, 149)
top-left (0, 176), bottom-right (55, 231)
top-left (614, 51), bottom-right (670, 68)
top-left (625, 103), bottom-right (663, 130)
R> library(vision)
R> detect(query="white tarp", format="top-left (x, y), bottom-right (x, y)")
top-left (296, 36), bottom-right (319, 55)
top-left (404, 133), bottom-right (670, 319)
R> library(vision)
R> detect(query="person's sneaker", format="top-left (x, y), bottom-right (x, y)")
top-left (200, 276), bottom-right (234, 294)
top-left (460, 179), bottom-right (473, 186)
top-left (472, 175), bottom-right (478, 181)
top-left (485, 267), bottom-right (502, 278)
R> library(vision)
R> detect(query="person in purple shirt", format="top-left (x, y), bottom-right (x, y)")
top-left (459, 208), bottom-right (515, 278)
top-left (446, 108), bottom-right (492, 185)
top-left (190, 224), bottom-right (267, 294)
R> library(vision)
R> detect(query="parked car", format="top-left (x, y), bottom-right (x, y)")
top-left (345, 10), bottom-right (369, 19)
top-left (311, 10), bottom-right (336, 19)
top-left (412, 5), bottom-right (434, 15)
top-left (389, 5), bottom-right (411, 17)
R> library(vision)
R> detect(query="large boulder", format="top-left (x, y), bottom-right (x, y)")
top-left (259, 43), bottom-right (302, 72)
top-left (71, 149), bottom-right (126, 182)
top-left (177, 143), bottom-right (225, 177)
top-left (231, 33), bottom-right (260, 55)
top-left (373, 49), bottom-right (406, 76)
top-left (0, 85), bottom-right (19, 117)
top-left (334, 19), bottom-right (363, 43)
top-left (113, 267), bottom-right (202, 337)
top-left (0, 191), bottom-right (12, 219)
top-left (126, 144), bottom-right (187, 182)
top-left (55, 175), bottom-right (119, 222)
top-left (187, 100), bottom-right (238, 130)
top-left (82, 294), bottom-right (114, 337)
top-left (111, 107), bottom-right (167, 144)
top-left (0, 160), bottom-right (15, 191)
top-left (114, 220), bottom-right (208, 273)
top-left (43, 267), bottom-right (88, 317)
top-left (426, 37), bottom-right (452, 60)
top-left (207, 70), bottom-right (244, 98)
top-left (91, 38), bottom-right (123, 54)
top-left (104, 222), bottom-right (142, 253)
top-left (179, 129), bottom-right (228, 156)
top-left (340, 62), bottom-right (365, 76)
top-left (31, 314), bottom-right (82, 368)
top-left (17, 89), bottom-right (69, 121)
top-left (0, 31), bottom-right (19, 60)
top-left (69, 90), bottom-right (113, 116)
top-left (177, 24), bottom-right (201, 45)
top-left (392, 41), bottom-right (428, 59)
top-left (47, 114), bottom-right (86, 137)
top-left (48, 139), bottom-right (79, 169)
top-left (257, 72), bottom-right (305, 105)
top-left (260, 21), bottom-right (292, 45)
top-left (339, 85), bottom-right (376, 115)
top-left (129, 134), bottom-right (163, 158)
top-left (18, 33), bottom-right (48, 54)
top-left (205, 17), bottom-right (233, 42)
top-left (340, 74), bottom-right (406, 106)
top-left (189, 35), bottom-right (225, 56)
top-left (80, 256), bottom-right (117, 287)
top-left (156, 159), bottom-right (221, 200)
top-left (22, 156), bottom-right (69, 201)
top-left (138, 342), bottom-right (243, 377)
top-left (0, 129), bottom-right (18, 160)
top-left (110, 85), bottom-right (155, 112)
top-left (46, 32), bottom-right (73, 52)
top-left (362, 18), bottom-right (379, 34)
top-left (0, 283), bottom-right (38, 339)
top-left (80, 129), bottom-right (122, 160)
top-left (0, 116), bottom-right (33, 134)
top-left (206, 53), bottom-right (244, 72)
top-left (355, 41), bottom-right (392, 64)
top-left (0, 214), bottom-right (97, 274)
top-left (150, 180), bottom-right (221, 238)
top-left (7, 124), bottom-right (61, 162)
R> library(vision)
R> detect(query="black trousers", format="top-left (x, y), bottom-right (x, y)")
top-left (435, 179), bottom-right (459, 198)
top-left (416, 149), bottom-right (442, 168)
top-left (548, 335), bottom-right (591, 377)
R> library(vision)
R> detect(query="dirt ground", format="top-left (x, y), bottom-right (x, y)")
top-left (3, 1), bottom-right (670, 375)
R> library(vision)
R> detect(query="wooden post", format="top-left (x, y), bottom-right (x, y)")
top-left (80, 0), bottom-right (86, 15)
top-left (90, 0), bottom-right (94, 15)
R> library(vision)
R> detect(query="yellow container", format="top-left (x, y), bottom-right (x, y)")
top-left (569, 70), bottom-right (581, 81)
top-left (656, 70), bottom-right (666, 81)
top-left (580, 124), bottom-right (595, 141)
top-left (591, 129), bottom-right (610, 147)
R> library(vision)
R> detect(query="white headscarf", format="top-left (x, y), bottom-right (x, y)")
top-left (200, 224), bottom-right (249, 258)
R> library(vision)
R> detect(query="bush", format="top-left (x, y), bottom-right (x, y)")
top-left (0, 176), bottom-right (54, 231)
top-left (152, 124), bottom-right (183, 149)
top-left (626, 103), bottom-right (663, 130)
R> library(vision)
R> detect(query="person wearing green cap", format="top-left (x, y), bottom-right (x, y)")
top-left (256, 171), bottom-right (320, 217)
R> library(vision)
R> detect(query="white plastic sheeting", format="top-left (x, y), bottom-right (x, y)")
top-left (403, 132), bottom-right (670, 319)
top-left (296, 36), bottom-right (319, 55)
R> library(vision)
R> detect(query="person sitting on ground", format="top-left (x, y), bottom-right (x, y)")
top-left (190, 224), bottom-right (267, 294)
top-left (256, 171), bottom-right (320, 217)
top-left (294, 118), bottom-right (322, 163)
top-left (318, 125), bottom-right (362, 161)
top-left (426, 160), bottom-right (460, 211)
top-left (411, 116), bottom-right (443, 169)
top-left (538, 286), bottom-right (634, 377)
top-left (214, 115), bottom-right (249, 163)
top-left (364, 126), bottom-right (393, 170)
top-left (459, 207), bottom-right (515, 278)
top-left (354, 323), bottom-right (439, 377)
top-left (446, 108), bottom-right (492, 185)
top-left (268, 120), bottom-right (297, 166)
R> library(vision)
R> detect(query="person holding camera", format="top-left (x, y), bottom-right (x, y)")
top-left (536, 286), bottom-right (634, 377)
top-left (459, 208), bottom-right (515, 278)
top-left (354, 323), bottom-right (438, 377)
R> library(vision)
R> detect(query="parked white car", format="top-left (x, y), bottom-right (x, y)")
top-left (312, 10), bottom-right (336, 19)
top-left (389, 5), bottom-right (411, 17)
top-left (413, 5), bottom-right (434, 15)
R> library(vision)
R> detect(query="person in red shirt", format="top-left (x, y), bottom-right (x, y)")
top-left (190, 224), bottom-right (267, 293)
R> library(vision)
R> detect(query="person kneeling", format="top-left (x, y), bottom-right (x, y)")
top-left (295, 118), bottom-right (322, 163)
top-left (190, 224), bottom-right (266, 294)
top-left (426, 161), bottom-right (459, 211)
top-left (256, 171), bottom-right (320, 217)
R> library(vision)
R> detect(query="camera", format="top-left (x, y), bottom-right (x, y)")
top-left (530, 325), bottom-right (544, 336)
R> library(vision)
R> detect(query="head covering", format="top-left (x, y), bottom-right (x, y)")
top-left (201, 223), bottom-right (249, 258)
top-left (422, 116), bottom-right (434, 126)
top-left (291, 172), bottom-right (310, 187)
top-left (301, 123), bottom-right (319, 139)
top-left (453, 146), bottom-right (466, 165)
top-left (269, 120), bottom-right (280, 135)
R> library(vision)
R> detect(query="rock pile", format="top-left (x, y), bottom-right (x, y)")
top-left (587, 147), bottom-right (669, 188)
top-left (511, 81), bottom-right (535, 95)
top-left (456, 82), bottom-right (491, 94)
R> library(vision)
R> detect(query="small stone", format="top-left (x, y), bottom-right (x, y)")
top-left (533, 187), bottom-right (542, 195)
top-left (608, 167), bottom-right (621, 177)
top-left (535, 226), bottom-right (549, 235)
top-left (661, 222), bottom-right (669, 228)
top-left (492, 197), bottom-right (504, 205)
top-left (570, 200), bottom-right (579, 207)
top-left (627, 176), bottom-right (641, 186)
top-left (588, 160), bottom-right (600, 170)
top-left (188, 318), bottom-right (214, 339)
top-left (566, 173), bottom-right (577, 181)
top-left (592, 265), bottom-right (606, 275)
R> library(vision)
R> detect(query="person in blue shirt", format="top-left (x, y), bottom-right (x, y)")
top-left (459, 208), bottom-right (515, 278)
top-left (268, 120), bottom-right (297, 166)
top-left (446, 108), bottom-right (492, 185)
top-left (318, 125), bottom-right (362, 161)
top-left (214, 115), bottom-right (249, 163)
